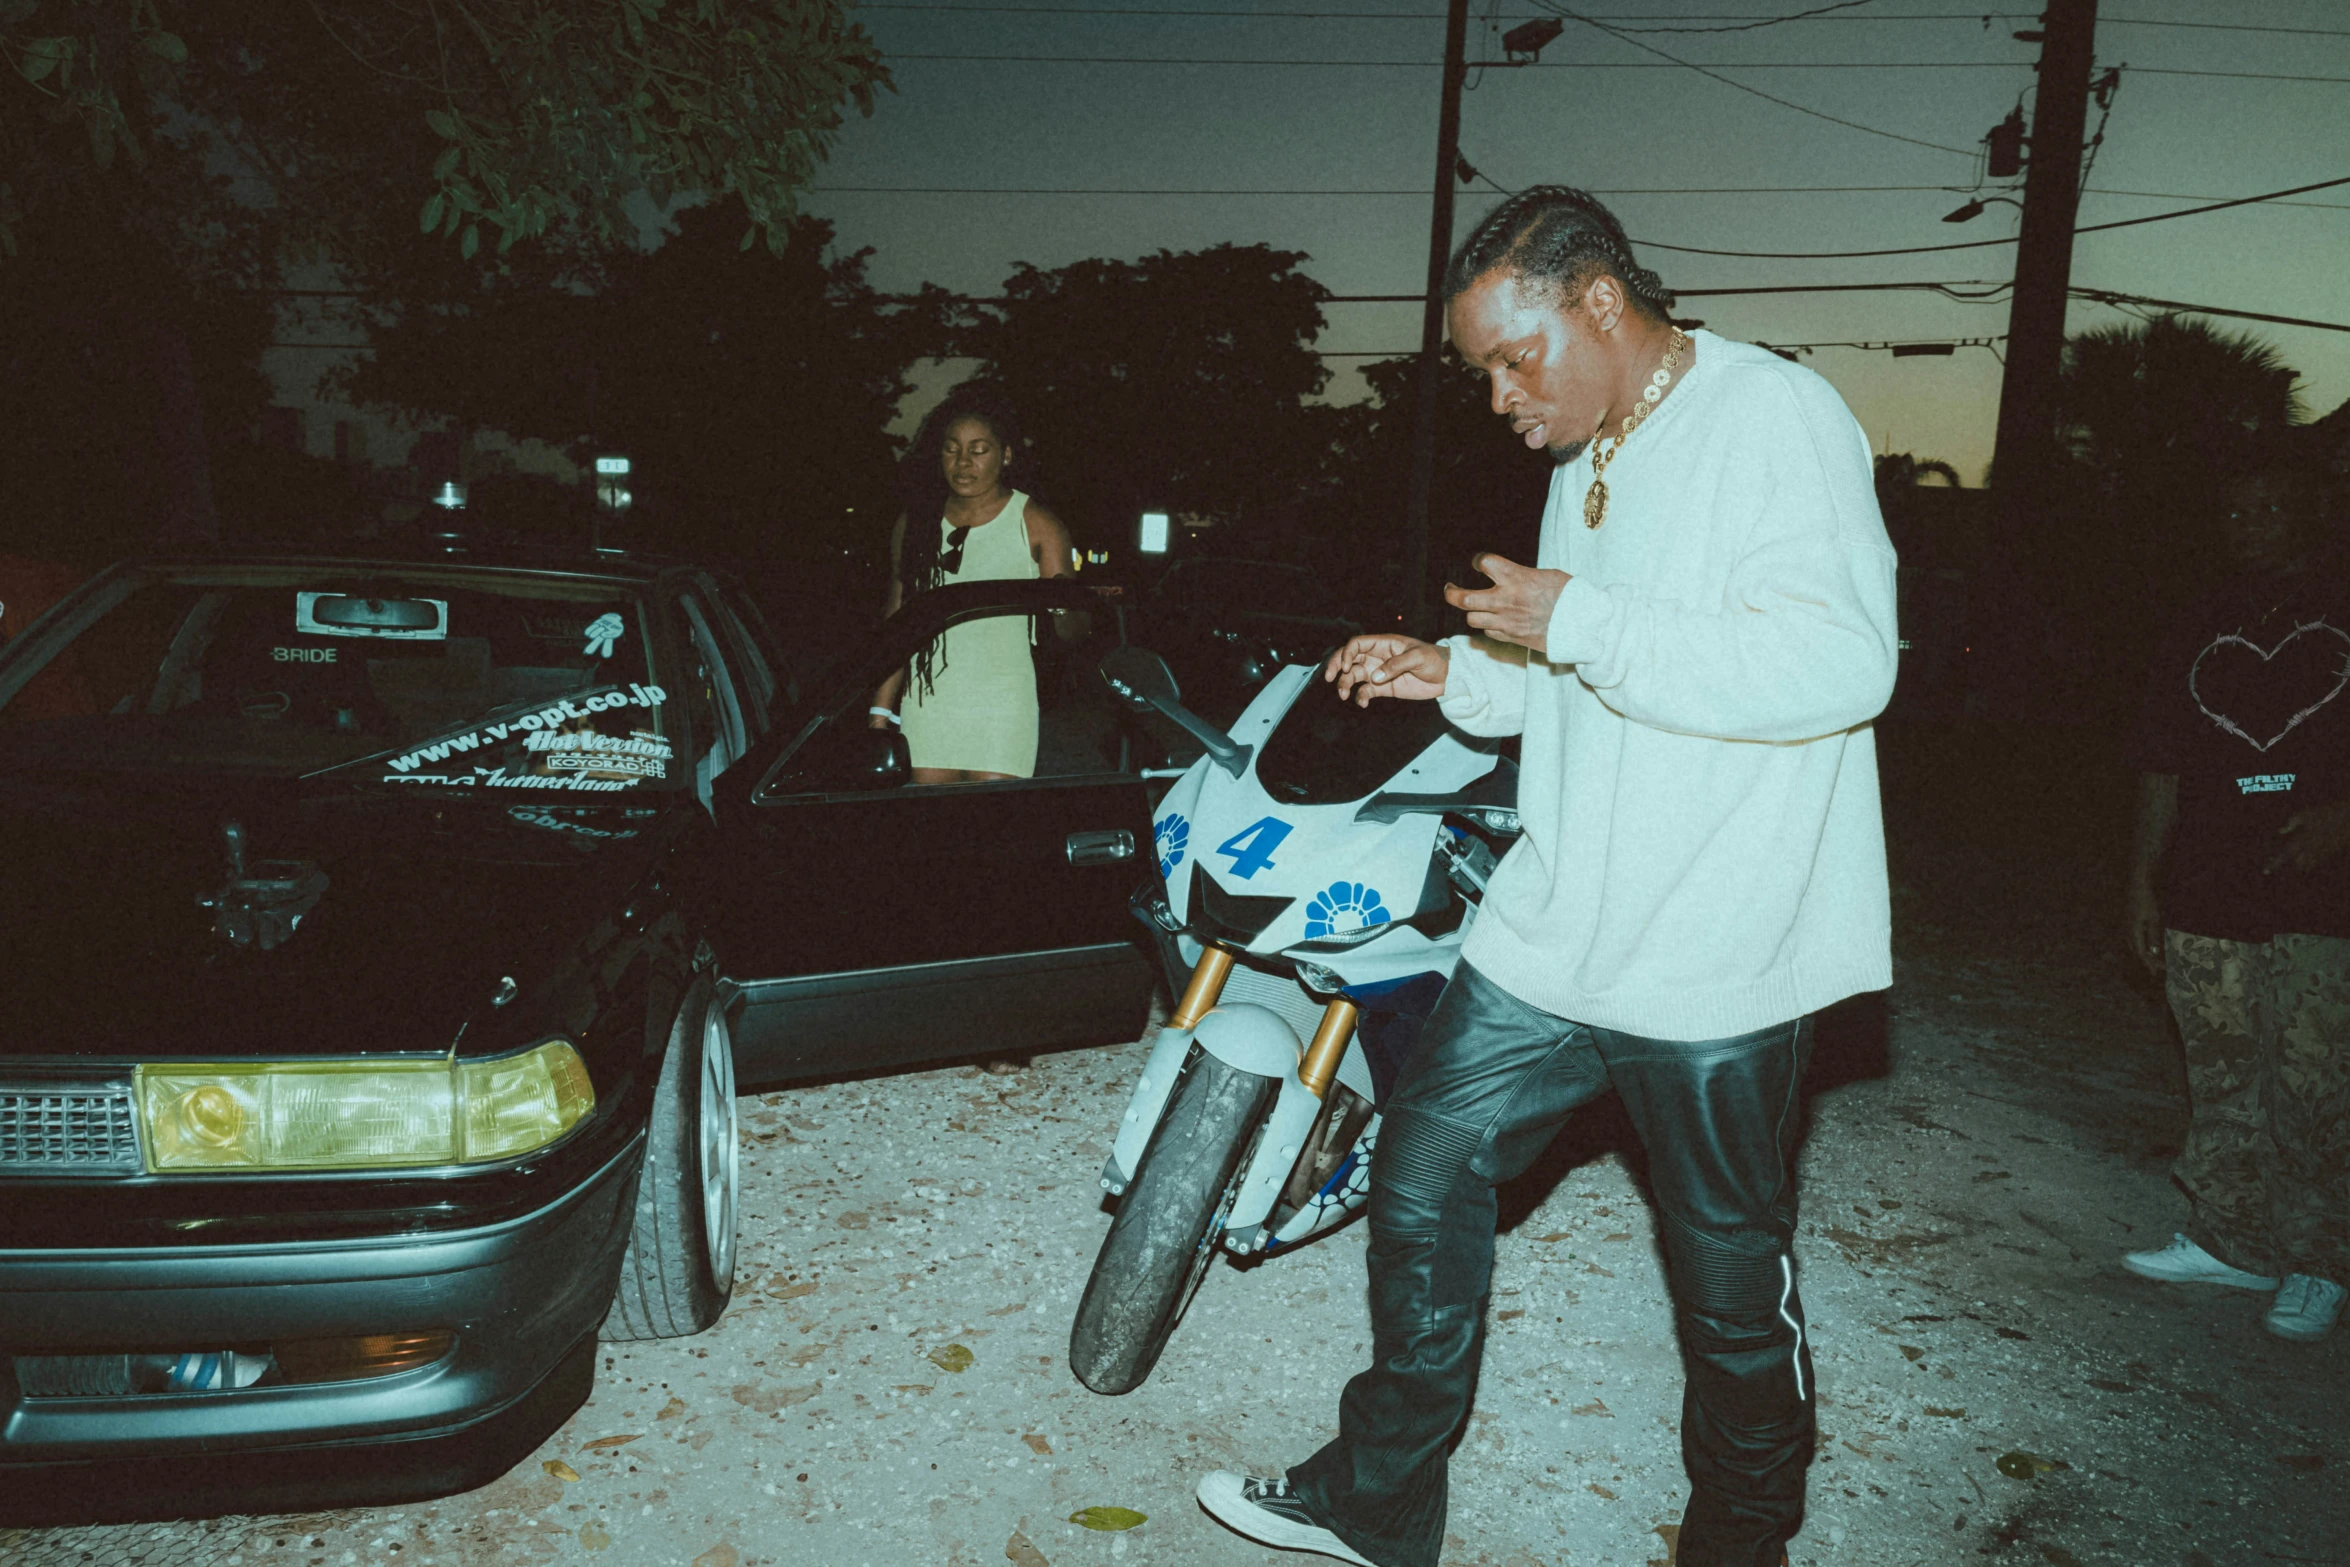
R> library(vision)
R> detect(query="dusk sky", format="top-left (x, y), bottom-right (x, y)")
top-left (801, 0), bottom-right (2349, 483)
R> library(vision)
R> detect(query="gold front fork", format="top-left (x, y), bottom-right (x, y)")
top-left (1298, 998), bottom-right (1360, 1100)
top-left (1168, 947), bottom-right (1236, 1030)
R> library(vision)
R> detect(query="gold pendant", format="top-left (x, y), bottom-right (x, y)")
top-left (1583, 478), bottom-right (1608, 529)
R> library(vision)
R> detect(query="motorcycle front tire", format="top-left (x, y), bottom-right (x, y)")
top-left (1070, 1046), bottom-right (1277, 1395)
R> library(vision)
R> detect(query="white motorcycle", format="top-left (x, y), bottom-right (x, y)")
top-left (1070, 646), bottom-right (1520, 1395)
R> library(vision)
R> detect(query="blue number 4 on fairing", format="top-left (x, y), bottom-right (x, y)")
top-left (1214, 816), bottom-right (1293, 880)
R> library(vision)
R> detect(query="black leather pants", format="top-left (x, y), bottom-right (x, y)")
top-left (1289, 964), bottom-right (1816, 1567)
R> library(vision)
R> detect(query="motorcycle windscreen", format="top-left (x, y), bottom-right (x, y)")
top-left (1253, 686), bottom-right (1455, 806)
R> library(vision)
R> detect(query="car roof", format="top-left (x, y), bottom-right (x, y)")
top-left (117, 547), bottom-right (681, 589)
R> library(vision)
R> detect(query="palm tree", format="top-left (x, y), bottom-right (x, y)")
top-left (2041, 314), bottom-right (2306, 702)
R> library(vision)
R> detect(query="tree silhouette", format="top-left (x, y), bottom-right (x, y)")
top-left (953, 244), bottom-right (1339, 553)
top-left (350, 202), bottom-right (934, 580)
top-left (2039, 313), bottom-right (2307, 707)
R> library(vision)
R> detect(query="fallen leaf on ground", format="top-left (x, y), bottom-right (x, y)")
top-left (929, 1343), bottom-right (976, 1373)
top-left (1496, 1309), bottom-right (1525, 1321)
top-left (542, 1460), bottom-right (581, 1483)
top-left (894, 1384), bottom-right (934, 1395)
top-left (581, 1435), bottom-right (640, 1451)
top-left (730, 1382), bottom-right (820, 1413)
top-left (769, 1280), bottom-right (819, 1300)
top-left (1571, 1399), bottom-right (1612, 1417)
top-left (691, 1546), bottom-right (739, 1567)
top-left (1533, 1232), bottom-right (1573, 1243)
top-left (1995, 1449), bottom-right (2057, 1479)
top-left (1899, 1345), bottom-right (1925, 1361)
top-left (1006, 1527), bottom-right (1050, 1565)
top-left (1022, 1433), bottom-right (1053, 1455)
top-left (987, 1302), bottom-right (1028, 1316)
top-left (2275, 1453), bottom-right (2326, 1472)
top-left (1069, 1506), bottom-right (1147, 1531)
top-left (1584, 1263), bottom-right (1616, 1278)
top-left (1603, 1232), bottom-right (1632, 1242)
top-left (656, 1397), bottom-right (687, 1421)
top-left (1587, 1483), bottom-right (1616, 1499)
top-left (1923, 1407), bottom-right (1966, 1419)
top-left (1650, 1521), bottom-right (1681, 1565)
top-left (578, 1521), bottom-right (612, 1552)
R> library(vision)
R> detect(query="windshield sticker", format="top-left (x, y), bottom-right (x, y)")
top-left (583, 612), bottom-right (625, 659)
top-left (382, 767), bottom-right (641, 792)
top-left (294, 591), bottom-right (449, 641)
top-left (507, 806), bottom-right (641, 840)
top-left (384, 685), bottom-right (667, 774)
top-left (525, 728), bottom-right (671, 778)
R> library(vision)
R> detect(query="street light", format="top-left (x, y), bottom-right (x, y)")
top-left (1942, 194), bottom-right (2023, 224)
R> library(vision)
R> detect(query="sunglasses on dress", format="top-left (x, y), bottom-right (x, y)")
top-left (940, 527), bottom-right (968, 575)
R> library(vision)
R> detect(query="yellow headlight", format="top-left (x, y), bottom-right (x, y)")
top-left (136, 1041), bottom-right (593, 1173)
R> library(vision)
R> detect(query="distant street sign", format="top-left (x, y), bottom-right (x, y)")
top-left (594, 456), bottom-right (631, 475)
top-left (1138, 511), bottom-right (1170, 555)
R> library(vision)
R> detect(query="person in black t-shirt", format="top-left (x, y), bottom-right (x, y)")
top-left (2123, 453), bottom-right (2350, 1343)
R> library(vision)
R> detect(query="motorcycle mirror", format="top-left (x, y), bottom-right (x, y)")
top-left (1099, 646), bottom-right (1182, 711)
top-left (1098, 645), bottom-right (1253, 780)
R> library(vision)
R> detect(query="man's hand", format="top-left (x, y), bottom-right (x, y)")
top-left (2266, 799), bottom-right (2350, 877)
top-left (1443, 553), bottom-right (1571, 655)
top-left (2126, 874), bottom-right (2165, 981)
top-left (1324, 634), bottom-right (1449, 706)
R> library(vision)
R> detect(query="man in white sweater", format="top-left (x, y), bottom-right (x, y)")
top-left (1196, 189), bottom-right (1897, 1567)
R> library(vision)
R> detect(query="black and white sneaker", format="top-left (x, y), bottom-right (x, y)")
top-left (1195, 1471), bottom-right (1375, 1566)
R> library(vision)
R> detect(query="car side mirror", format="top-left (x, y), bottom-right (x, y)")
top-left (768, 721), bottom-right (910, 796)
top-left (1099, 646), bottom-right (1182, 711)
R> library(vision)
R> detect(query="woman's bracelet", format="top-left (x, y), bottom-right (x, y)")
top-left (869, 707), bottom-right (901, 726)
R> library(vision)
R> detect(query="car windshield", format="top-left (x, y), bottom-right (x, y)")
top-left (0, 563), bottom-right (683, 794)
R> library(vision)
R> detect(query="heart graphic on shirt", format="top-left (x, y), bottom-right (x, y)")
top-left (2188, 618), bottom-right (2350, 753)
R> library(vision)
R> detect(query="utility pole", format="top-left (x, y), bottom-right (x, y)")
top-left (1989, 0), bottom-right (2099, 524)
top-left (1400, 0), bottom-right (1472, 638)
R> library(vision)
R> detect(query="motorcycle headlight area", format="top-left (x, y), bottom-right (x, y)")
top-left (135, 1040), bottom-right (594, 1172)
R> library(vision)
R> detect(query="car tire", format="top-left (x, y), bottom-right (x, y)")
top-left (604, 975), bottom-right (738, 1341)
top-left (1069, 1044), bottom-right (1276, 1394)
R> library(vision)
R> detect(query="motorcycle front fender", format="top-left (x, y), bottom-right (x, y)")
top-left (1099, 1003), bottom-right (1298, 1196)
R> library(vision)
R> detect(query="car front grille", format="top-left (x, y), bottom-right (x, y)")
top-left (0, 1086), bottom-right (143, 1174)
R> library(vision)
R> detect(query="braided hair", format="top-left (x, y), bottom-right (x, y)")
top-left (894, 386), bottom-right (1024, 696)
top-left (1442, 185), bottom-right (1675, 318)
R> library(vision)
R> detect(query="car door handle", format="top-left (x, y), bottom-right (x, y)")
top-left (1066, 829), bottom-right (1136, 866)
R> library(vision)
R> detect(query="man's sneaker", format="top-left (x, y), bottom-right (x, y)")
top-left (2263, 1275), bottom-right (2346, 1342)
top-left (1196, 1472), bottom-right (1374, 1566)
top-left (2121, 1234), bottom-right (2279, 1290)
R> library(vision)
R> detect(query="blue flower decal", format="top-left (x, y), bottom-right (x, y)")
top-left (1154, 813), bottom-right (1190, 880)
top-left (1304, 880), bottom-right (1389, 939)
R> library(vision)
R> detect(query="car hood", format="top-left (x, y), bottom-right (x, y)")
top-left (0, 777), bottom-right (674, 1063)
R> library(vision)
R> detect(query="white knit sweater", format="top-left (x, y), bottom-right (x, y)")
top-left (1438, 331), bottom-right (1898, 1040)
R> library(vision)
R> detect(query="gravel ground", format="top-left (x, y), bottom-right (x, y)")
top-left (5, 724), bottom-right (2345, 1566)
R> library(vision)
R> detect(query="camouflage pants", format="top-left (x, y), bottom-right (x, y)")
top-left (2163, 931), bottom-right (2350, 1282)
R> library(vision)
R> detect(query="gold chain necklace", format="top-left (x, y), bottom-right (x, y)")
top-left (1582, 326), bottom-right (1688, 530)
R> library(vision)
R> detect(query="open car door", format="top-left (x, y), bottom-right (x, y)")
top-left (705, 580), bottom-right (1155, 1087)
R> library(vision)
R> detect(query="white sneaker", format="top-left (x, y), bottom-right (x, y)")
top-left (2121, 1233), bottom-right (2279, 1290)
top-left (1196, 1472), bottom-right (1375, 1566)
top-left (2263, 1275), bottom-right (2346, 1342)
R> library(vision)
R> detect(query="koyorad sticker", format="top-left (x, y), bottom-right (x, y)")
top-left (1154, 814), bottom-right (1190, 880)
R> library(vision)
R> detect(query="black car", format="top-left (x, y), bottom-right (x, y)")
top-left (0, 552), bottom-right (1155, 1518)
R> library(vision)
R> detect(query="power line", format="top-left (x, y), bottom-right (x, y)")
top-left (864, 7), bottom-right (2350, 35)
top-left (1628, 173), bottom-right (2350, 259)
top-left (803, 182), bottom-right (2350, 211)
top-left (886, 53), bottom-right (2034, 68)
top-left (2071, 289), bottom-right (2350, 336)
